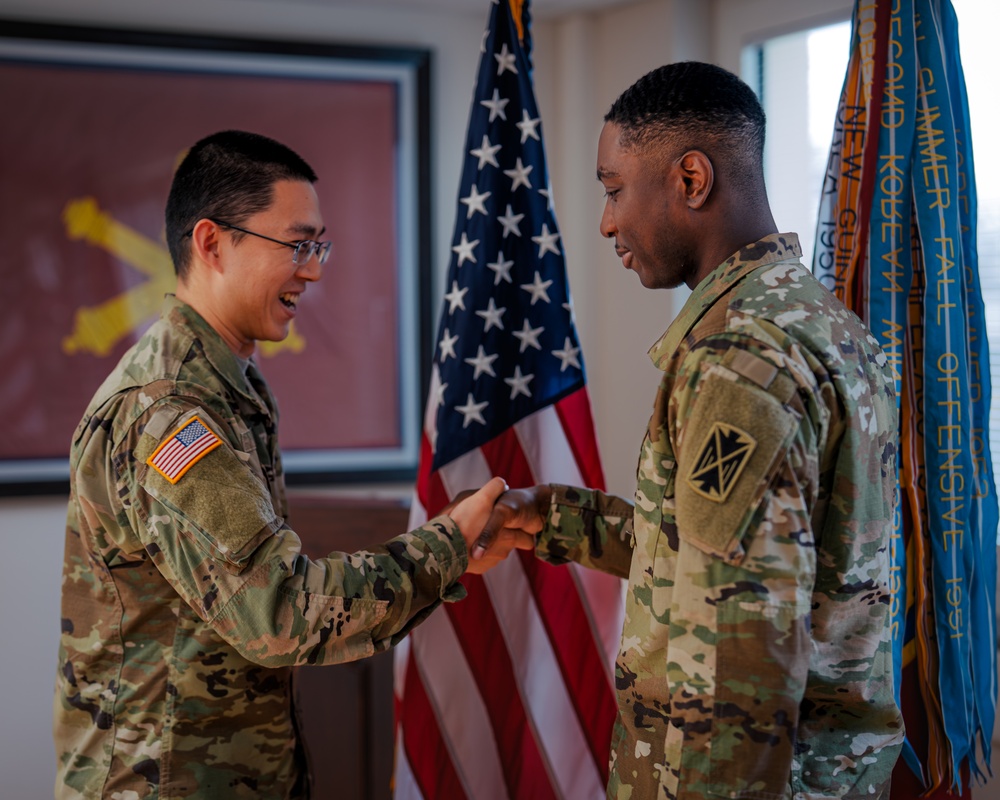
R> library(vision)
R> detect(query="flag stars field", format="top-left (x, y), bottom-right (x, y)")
top-left (521, 271), bottom-right (552, 304)
top-left (444, 281), bottom-right (468, 313)
top-left (470, 135), bottom-right (501, 170)
top-left (497, 204), bottom-right (524, 238)
top-left (424, 0), bottom-right (590, 471)
top-left (461, 184), bottom-right (491, 218)
top-left (455, 392), bottom-right (488, 428)
top-left (452, 232), bottom-right (479, 265)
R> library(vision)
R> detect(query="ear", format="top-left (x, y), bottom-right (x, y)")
top-left (189, 218), bottom-right (225, 274)
top-left (677, 150), bottom-right (714, 210)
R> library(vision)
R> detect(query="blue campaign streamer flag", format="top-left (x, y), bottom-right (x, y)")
top-left (912, 0), bottom-right (978, 783)
top-left (815, 0), bottom-right (996, 789)
top-left (865, 0), bottom-right (918, 775)
top-left (938, 0), bottom-right (998, 777)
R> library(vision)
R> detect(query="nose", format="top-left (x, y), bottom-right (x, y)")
top-left (297, 252), bottom-right (324, 282)
top-left (599, 201), bottom-right (616, 239)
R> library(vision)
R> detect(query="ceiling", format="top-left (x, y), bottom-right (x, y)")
top-left (305, 0), bottom-right (638, 19)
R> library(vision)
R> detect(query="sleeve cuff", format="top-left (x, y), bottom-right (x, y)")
top-left (414, 513), bottom-right (469, 602)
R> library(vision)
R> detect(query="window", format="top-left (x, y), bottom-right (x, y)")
top-left (953, 0), bottom-right (1000, 465)
top-left (741, 20), bottom-right (851, 266)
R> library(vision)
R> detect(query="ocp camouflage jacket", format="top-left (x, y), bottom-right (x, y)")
top-left (537, 233), bottom-right (905, 799)
top-left (54, 296), bottom-right (468, 799)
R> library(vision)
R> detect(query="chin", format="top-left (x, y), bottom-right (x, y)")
top-left (259, 328), bottom-right (290, 344)
top-left (637, 270), bottom-right (667, 290)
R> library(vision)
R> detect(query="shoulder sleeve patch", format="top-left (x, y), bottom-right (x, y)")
top-left (138, 410), bottom-right (279, 568)
top-left (146, 416), bottom-right (222, 484)
top-left (676, 370), bottom-right (798, 563)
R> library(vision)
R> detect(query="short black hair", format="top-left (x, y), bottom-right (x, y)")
top-left (165, 130), bottom-right (317, 278)
top-left (605, 62), bottom-right (766, 192)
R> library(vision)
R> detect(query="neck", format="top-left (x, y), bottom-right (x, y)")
top-left (688, 195), bottom-right (777, 289)
top-left (175, 279), bottom-right (254, 359)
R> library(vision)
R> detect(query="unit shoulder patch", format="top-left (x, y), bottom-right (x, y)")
top-left (146, 416), bottom-right (222, 484)
top-left (686, 422), bottom-right (757, 502)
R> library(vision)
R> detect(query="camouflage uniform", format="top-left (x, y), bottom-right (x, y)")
top-left (54, 296), bottom-right (469, 799)
top-left (537, 234), bottom-right (904, 799)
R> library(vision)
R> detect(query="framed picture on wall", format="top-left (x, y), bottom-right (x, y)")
top-left (0, 20), bottom-right (432, 493)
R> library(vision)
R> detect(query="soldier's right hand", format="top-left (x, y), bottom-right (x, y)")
top-left (469, 485), bottom-right (552, 564)
top-left (448, 478), bottom-right (537, 575)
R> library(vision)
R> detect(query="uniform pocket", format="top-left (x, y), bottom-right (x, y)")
top-left (276, 587), bottom-right (388, 664)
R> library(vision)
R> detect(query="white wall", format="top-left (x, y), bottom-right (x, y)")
top-left (0, 497), bottom-right (66, 798)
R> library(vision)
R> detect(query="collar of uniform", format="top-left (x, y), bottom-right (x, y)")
top-left (161, 295), bottom-right (269, 412)
top-left (647, 233), bottom-right (803, 369)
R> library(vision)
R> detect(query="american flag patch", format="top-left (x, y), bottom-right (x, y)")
top-left (146, 416), bottom-right (222, 484)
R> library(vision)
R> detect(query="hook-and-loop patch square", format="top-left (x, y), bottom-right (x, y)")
top-left (675, 367), bottom-right (798, 563)
top-left (687, 422), bottom-right (757, 502)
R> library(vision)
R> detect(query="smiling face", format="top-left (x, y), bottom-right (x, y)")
top-left (210, 179), bottom-right (326, 355)
top-left (596, 122), bottom-right (699, 290)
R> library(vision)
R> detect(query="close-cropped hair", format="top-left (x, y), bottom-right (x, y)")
top-left (605, 61), bottom-right (766, 190)
top-left (165, 130), bottom-right (317, 278)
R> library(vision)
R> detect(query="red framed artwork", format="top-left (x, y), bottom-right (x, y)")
top-left (0, 21), bottom-right (431, 493)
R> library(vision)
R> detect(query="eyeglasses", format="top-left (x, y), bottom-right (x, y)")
top-left (210, 219), bottom-right (332, 265)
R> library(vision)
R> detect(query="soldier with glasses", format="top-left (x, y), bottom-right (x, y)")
top-left (53, 130), bottom-right (529, 799)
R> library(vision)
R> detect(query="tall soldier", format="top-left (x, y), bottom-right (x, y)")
top-left (54, 130), bottom-right (529, 799)
top-left (481, 62), bottom-right (905, 798)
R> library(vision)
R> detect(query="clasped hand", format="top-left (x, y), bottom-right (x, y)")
top-left (446, 477), bottom-right (552, 575)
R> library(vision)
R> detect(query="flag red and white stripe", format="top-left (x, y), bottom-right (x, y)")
top-left (394, 378), bottom-right (623, 799)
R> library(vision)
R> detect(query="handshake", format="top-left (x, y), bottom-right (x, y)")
top-left (446, 477), bottom-right (554, 575)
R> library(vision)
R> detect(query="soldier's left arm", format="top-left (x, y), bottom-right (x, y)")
top-left (665, 336), bottom-right (824, 797)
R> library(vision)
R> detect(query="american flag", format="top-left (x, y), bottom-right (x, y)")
top-left (392, 0), bottom-right (624, 797)
top-left (146, 417), bottom-right (221, 484)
